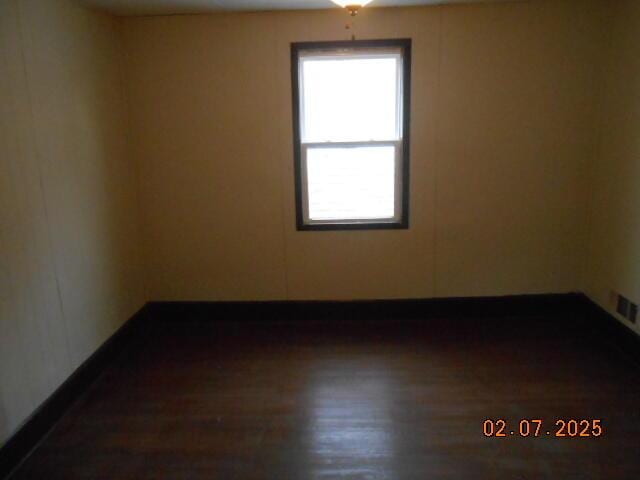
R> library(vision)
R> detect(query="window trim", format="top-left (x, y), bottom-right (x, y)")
top-left (291, 39), bottom-right (412, 231)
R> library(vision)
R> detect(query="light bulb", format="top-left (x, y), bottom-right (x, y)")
top-left (330, 0), bottom-right (373, 6)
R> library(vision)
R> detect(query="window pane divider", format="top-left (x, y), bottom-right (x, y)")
top-left (301, 140), bottom-right (400, 149)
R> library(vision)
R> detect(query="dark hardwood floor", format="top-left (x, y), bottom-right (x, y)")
top-left (10, 313), bottom-right (640, 479)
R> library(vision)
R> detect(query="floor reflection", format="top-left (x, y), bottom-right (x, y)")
top-left (304, 359), bottom-right (396, 479)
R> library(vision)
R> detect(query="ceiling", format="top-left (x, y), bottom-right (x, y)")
top-left (80, 0), bottom-right (508, 16)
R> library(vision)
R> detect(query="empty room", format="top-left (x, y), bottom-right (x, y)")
top-left (2, 0), bottom-right (640, 478)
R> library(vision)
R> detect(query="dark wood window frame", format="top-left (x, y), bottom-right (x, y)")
top-left (291, 38), bottom-right (412, 231)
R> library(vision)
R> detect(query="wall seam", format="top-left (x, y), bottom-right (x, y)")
top-left (582, 1), bottom-right (615, 303)
top-left (115, 16), bottom-right (148, 306)
top-left (15, 0), bottom-right (74, 376)
top-left (432, 5), bottom-right (444, 298)
top-left (276, 14), bottom-right (291, 301)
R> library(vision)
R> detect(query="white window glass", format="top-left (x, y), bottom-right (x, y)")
top-left (306, 146), bottom-right (396, 221)
top-left (301, 56), bottom-right (400, 143)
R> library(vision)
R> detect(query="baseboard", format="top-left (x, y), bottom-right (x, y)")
top-left (146, 293), bottom-right (586, 323)
top-left (3, 292), bottom-right (638, 479)
top-left (0, 305), bottom-right (151, 479)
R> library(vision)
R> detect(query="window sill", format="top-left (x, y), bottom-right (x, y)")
top-left (296, 221), bottom-right (409, 231)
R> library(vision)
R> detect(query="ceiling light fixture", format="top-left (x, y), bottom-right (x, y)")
top-left (331, 0), bottom-right (373, 17)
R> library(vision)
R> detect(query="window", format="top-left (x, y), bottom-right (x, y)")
top-left (291, 39), bottom-right (412, 231)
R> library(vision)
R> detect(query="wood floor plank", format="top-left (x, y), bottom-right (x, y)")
top-left (10, 315), bottom-right (640, 479)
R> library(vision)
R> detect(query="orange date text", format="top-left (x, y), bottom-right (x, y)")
top-left (483, 419), bottom-right (603, 438)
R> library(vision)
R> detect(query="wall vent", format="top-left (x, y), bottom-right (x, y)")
top-left (630, 303), bottom-right (638, 324)
top-left (614, 292), bottom-right (637, 324)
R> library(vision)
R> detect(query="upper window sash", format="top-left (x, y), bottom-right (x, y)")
top-left (298, 48), bottom-right (404, 144)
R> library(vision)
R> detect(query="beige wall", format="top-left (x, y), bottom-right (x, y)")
top-left (0, 0), bottom-right (143, 443)
top-left (123, 0), bottom-right (606, 301)
top-left (586, 0), bottom-right (640, 334)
